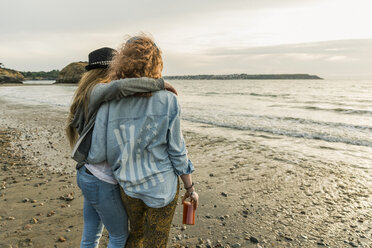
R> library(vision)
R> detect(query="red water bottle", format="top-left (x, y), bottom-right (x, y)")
top-left (182, 200), bottom-right (195, 225)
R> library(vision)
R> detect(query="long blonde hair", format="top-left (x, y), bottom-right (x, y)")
top-left (66, 68), bottom-right (109, 147)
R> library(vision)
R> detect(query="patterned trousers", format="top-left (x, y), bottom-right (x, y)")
top-left (120, 185), bottom-right (179, 248)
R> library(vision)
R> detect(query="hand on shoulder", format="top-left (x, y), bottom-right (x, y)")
top-left (164, 81), bottom-right (178, 96)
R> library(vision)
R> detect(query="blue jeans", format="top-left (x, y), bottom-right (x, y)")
top-left (77, 166), bottom-right (128, 248)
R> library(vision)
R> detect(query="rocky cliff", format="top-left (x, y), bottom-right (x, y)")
top-left (55, 62), bottom-right (88, 84)
top-left (0, 68), bottom-right (24, 84)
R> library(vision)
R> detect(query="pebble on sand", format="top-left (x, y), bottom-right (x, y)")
top-left (249, 236), bottom-right (259, 243)
top-left (47, 211), bottom-right (56, 217)
top-left (60, 192), bottom-right (74, 201)
top-left (30, 218), bottom-right (38, 224)
top-left (23, 224), bottom-right (32, 230)
top-left (58, 236), bottom-right (66, 242)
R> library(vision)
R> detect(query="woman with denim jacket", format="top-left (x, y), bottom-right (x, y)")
top-left (88, 35), bottom-right (199, 248)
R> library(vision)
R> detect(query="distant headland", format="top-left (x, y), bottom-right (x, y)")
top-left (164, 74), bottom-right (323, 80)
top-left (0, 67), bottom-right (24, 84)
top-left (0, 62), bottom-right (323, 84)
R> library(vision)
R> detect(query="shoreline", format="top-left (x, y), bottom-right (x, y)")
top-left (0, 99), bottom-right (371, 247)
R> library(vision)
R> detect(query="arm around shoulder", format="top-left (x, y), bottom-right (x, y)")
top-left (88, 77), bottom-right (165, 113)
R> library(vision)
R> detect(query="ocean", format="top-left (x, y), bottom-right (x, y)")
top-left (1, 79), bottom-right (371, 177)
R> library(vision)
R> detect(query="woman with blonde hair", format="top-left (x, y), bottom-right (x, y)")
top-left (67, 47), bottom-right (177, 248)
top-left (87, 35), bottom-right (199, 248)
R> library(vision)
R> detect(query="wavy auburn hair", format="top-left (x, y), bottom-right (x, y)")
top-left (109, 34), bottom-right (163, 81)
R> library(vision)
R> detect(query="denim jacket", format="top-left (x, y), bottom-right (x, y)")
top-left (70, 78), bottom-right (164, 169)
top-left (88, 90), bottom-right (194, 208)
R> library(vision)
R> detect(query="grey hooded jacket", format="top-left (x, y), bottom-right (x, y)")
top-left (70, 77), bottom-right (164, 169)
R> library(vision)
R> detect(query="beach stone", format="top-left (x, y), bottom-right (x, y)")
top-left (23, 224), bottom-right (32, 230)
top-left (60, 193), bottom-right (74, 201)
top-left (58, 236), bottom-right (66, 242)
top-left (22, 198), bottom-right (30, 203)
top-left (349, 241), bottom-right (358, 247)
top-left (231, 244), bottom-right (241, 248)
top-left (47, 211), bottom-right (55, 217)
top-left (285, 236), bottom-right (293, 241)
top-left (249, 236), bottom-right (259, 243)
top-left (0, 244), bottom-right (13, 248)
top-left (206, 239), bottom-right (212, 246)
top-left (6, 216), bottom-right (15, 220)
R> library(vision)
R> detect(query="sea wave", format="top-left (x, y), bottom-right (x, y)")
top-left (249, 92), bottom-right (292, 98)
top-left (295, 106), bottom-right (372, 116)
top-left (225, 113), bottom-right (372, 131)
top-left (182, 117), bottom-right (372, 147)
top-left (202, 92), bottom-right (290, 98)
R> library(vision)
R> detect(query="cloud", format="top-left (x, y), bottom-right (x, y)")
top-left (164, 39), bottom-right (372, 79)
top-left (1, 0), bottom-right (371, 79)
top-left (325, 56), bottom-right (349, 62)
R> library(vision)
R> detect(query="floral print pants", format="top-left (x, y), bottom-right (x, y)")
top-left (120, 185), bottom-right (179, 248)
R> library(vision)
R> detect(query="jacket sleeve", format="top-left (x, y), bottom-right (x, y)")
top-left (87, 77), bottom-right (164, 119)
top-left (86, 103), bottom-right (109, 164)
top-left (167, 97), bottom-right (194, 176)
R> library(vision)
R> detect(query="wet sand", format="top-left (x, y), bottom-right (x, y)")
top-left (0, 99), bottom-right (371, 248)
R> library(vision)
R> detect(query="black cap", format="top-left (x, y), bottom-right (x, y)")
top-left (85, 47), bottom-right (116, 71)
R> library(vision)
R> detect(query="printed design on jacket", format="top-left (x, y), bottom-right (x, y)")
top-left (114, 122), bottom-right (165, 191)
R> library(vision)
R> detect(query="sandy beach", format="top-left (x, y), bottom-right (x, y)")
top-left (0, 97), bottom-right (371, 248)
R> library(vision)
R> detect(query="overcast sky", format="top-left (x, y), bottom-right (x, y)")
top-left (1, 0), bottom-right (371, 79)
